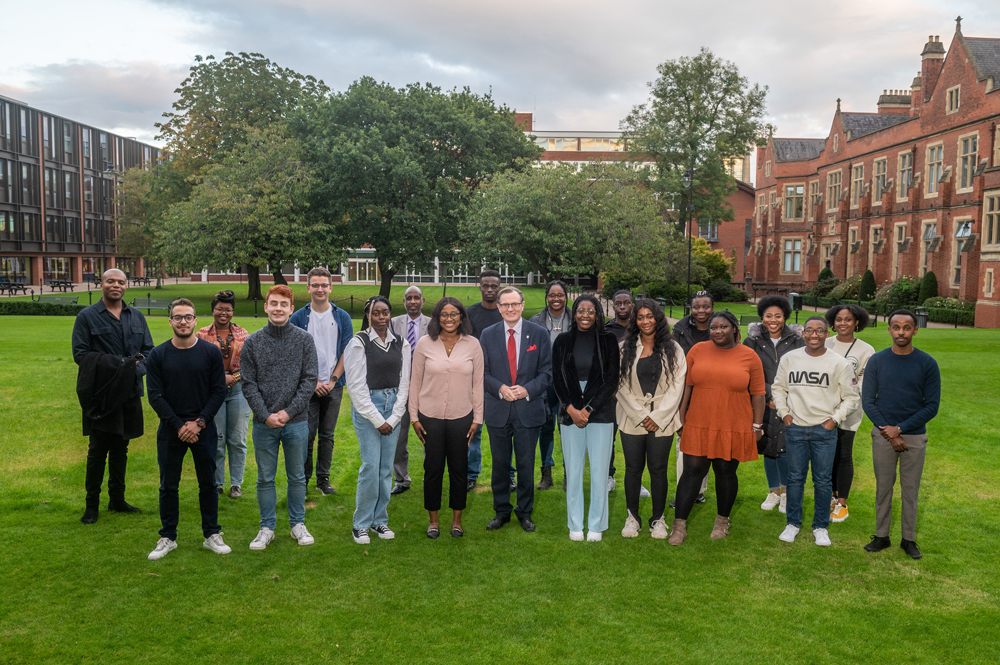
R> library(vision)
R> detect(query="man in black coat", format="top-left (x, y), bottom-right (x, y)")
top-left (71, 269), bottom-right (154, 524)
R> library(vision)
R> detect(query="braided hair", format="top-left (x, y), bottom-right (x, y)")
top-left (211, 289), bottom-right (236, 311)
top-left (620, 298), bottom-right (678, 390)
top-left (361, 295), bottom-right (392, 332)
top-left (708, 310), bottom-right (742, 344)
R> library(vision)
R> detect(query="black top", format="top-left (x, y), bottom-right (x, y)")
top-left (605, 319), bottom-right (629, 342)
top-left (466, 303), bottom-right (505, 339)
top-left (72, 299), bottom-right (155, 393)
top-left (574, 329), bottom-right (596, 378)
top-left (359, 333), bottom-right (404, 390)
top-left (551, 329), bottom-right (621, 424)
top-left (672, 315), bottom-right (710, 356)
top-left (690, 327), bottom-right (710, 345)
top-left (146, 339), bottom-right (227, 433)
top-left (636, 355), bottom-right (660, 396)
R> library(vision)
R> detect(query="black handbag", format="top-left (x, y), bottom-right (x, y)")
top-left (757, 405), bottom-right (787, 458)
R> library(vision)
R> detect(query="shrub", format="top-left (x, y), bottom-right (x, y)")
top-left (0, 301), bottom-right (86, 316)
top-left (707, 280), bottom-right (732, 303)
top-left (921, 297), bottom-right (975, 311)
top-left (925, 307), bottom-right (975, 326)
top-left (810, 277), bottom-right (841, 297)
top-left (918, 271), bottom-right (939, 304)
top-left (818, 267), bottom-right (835, 281)
top-left (875, 276), bottom-right (920, 309)
top-left (859, 269), bottom-right (877, 301)
top-left (828, 275), bottom-right (862, 300)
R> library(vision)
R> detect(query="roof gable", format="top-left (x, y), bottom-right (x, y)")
top-left (963, 37), bottom-right (1000, 85)
top-left (771, 138), bottom-right (825, 163)
top-left (839, 112), bottom-right (910, 140)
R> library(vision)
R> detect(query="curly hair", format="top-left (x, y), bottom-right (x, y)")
top-left (426, 297), bottom-right (473, 340)
top-left (360, 295), bottom-right (392, 331)
top-left (757, 294), bottom-right (792, 319)
top-left (708, 310), bottom-right (742, 344)
top-left (825, 304), bottom-right (870, 332)
top-left (569, 294), bottom-right (606, 334)
top-left (620, 298), bottom-right (678, 390)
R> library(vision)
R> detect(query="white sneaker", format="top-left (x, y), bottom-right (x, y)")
top-left (586, 530), bottom-right (603, 542)
top-left (290, 523), bottom-right (314, 546)
top-left (779, 525), bottom-right (800, 543)
top-left (147, 537), bottom-right (177, 560)
top-left (639, 485), bottom-right (651, 498)
top-left (607, 476), bottom-right (616, 493)
top-left (761, 492), bottom-right (780, 510)
top-left (249, 527), bottom-right (274, 550)
top-left (779, 492), bottom-right (788, 514)
top-left (569, 530), bottom-right (584, 541)
top-left (621, 511), bottom-right (641, 538)
top-left (203, 533), bottom-right (232, 555)
top-left (352, 528), bottom-right (370, 544)
top-left (813, 528), bottom-right (832, 547)
top-left (650, 517), bottom-right (669, 540)
top-left (372, 525), bottom-right (395, 540)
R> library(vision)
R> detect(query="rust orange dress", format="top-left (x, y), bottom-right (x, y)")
top-left (681, 341), bottom-right (765, 462)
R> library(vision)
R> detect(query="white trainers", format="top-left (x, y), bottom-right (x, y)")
top-left (372, 525), bottom-right (395, 540)
top-left (586, 530), bottom-right (603, 542)
top-left (779, 525), bottom-right (800, 542)
top-left (290, 523), bottom-right (314, 546)
top-left (621, 511), bottom-right (641, 538)
top-left (203, 533), bottom-right (232, 555)
top-left (569, 530), bottom-right (584, 541)
top-left (779, 492), bottom-right (787, 514)
top-left (249, 527), bottom-right (275, 550)
top-left (650, 517), bottom-right (669, 540)
top-left (352, 528), bottom-right (370, 544)
top-left (607, 476), bottom-right (616, 493)
top-left (761, 492), bottom-right (780, 510)
top-left (639, 485), bottom-right (651, 498)
top-left (148, 537), bottom-right (177, 560)
top-left (813, 528), bottom-right (832, 547)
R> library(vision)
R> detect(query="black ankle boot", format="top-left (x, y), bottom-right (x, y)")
top-left (536, 466), bottom-right (553, 490)
top-left (107, 500), bottom-right (141, 514)
top-left (80, 506), bottom-right (99, 524)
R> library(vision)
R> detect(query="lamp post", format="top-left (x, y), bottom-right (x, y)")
top-left (682, 155), bottom-right (696, 314)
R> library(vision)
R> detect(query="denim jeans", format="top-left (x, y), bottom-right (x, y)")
top-left (214, 381), bottom-right (251, 488)
top-left (157, 423), bottom-right (219, 540)
top-left (352, 388), bottom-right (399, 530)
top-left (536, 402), bottom-right (560, 468)
top-left (784, 423), bottom-right (837, 530)
top-left (467, 424), bottom-right (483, 481)
top-left (764, 453), bottom-right (789, 492)
top-left (252, 420), bottom-right (308, 530)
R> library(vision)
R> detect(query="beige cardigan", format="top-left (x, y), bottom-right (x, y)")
top-left (615, 339), bottom-right (687, 437)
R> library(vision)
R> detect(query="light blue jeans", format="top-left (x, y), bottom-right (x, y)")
top-left (214, 381), bottom-right (251, 487)
top-left (252, 420), bottom-right (308, 530)
top-left (352, 388), bottom-right (399, 530)
top-left (561, 382), bottom-right (615, 533)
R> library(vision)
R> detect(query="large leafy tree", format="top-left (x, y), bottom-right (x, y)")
top-left (292, 78), bottom-right (539, 297)
top-left (621, 48), bottom-right (770, 232)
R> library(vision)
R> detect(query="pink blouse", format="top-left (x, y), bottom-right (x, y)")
top-left (408, 335), bottom-right (484, 423)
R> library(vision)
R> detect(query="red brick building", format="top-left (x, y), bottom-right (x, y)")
top-left (750, 20), bottom-right (1000, 326)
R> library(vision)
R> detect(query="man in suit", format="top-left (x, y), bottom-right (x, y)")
top-left (389, 286), bottom-right (430, 495)
top-left (481, 287), bottom-right (552, 532)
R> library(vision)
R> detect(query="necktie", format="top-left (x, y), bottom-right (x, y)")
top-left (507, 328), bottom-right (517, 385)
top-left (407, 319), bottom-right (417, 360)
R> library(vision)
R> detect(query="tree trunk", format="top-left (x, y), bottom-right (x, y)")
top-left (246, 265), bottom-right (263, 301)
top-left (155, 261), bottom-right (163, 289)
top-left (378, 259), bottom-right (396, 299)
top-left (272, 268), bottom-right (288, 285)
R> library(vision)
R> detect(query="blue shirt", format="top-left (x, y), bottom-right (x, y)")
top-left (861, 347), bottom-right (940, 435)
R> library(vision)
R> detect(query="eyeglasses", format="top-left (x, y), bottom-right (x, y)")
top-left (309, 283), bottom-right (331, 289)
top-left (439, 312), bottom-right (462, 320)
top-left (170, 315), bottom-right (196, 323)
top-left (213, 308), bottom-right (234, 314)
top-left (802, 329), bottom-right (828, 336)
top-left (498, 302), bottom-right (523, 310)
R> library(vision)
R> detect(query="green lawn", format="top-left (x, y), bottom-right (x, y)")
top-left (1, 316), bottom-right (997, 664)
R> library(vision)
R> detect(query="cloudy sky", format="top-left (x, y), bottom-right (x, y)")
top-left (2, 0), bottom-right (997, 163)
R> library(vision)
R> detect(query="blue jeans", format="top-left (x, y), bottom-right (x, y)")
top-left (252, 420), bottom-right (308, 530)
top-left (352, 388), bottom-right (399, 530)
top-left (764, 454), bottom-right (789, 492)
top-left (784, 424), bottom-right (837, 530)
top-left (561, 381), bottom-right (614, 532)
top-left (214, 381), bottom-right (251, 487)
top-left (536, 402), bottom-right (560, 468)
top-left (467, 424), bottom-right (483, 481)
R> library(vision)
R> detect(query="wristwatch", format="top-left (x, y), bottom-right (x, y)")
top-left (196, 418), bottom-right (207, 429)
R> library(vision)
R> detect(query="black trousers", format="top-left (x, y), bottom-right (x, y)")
top-left (305, 387), bottom-right (344, 484)
top-left (157, 424), bottom-right (220, 540)
top-left (487, 414), bottom-right (540, 521)
top-left (675, 454), bottom-right (740, 520)
top-left (420, 411), bottom-right (473, 512)
top-left (85, 431), bottom-right (131, 508)
top-left (620, 431), bottom-right (673, 524)
top-left (831, 428), bottom-right (856, 500)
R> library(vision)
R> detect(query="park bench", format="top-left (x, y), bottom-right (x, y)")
top-left (37, 296), bottom-right (80, 305)
top-left (131, 298), bottom-right (174, 315)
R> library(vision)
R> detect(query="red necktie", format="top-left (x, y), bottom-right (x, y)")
top-left (507, 329), bottom-right (517, 385)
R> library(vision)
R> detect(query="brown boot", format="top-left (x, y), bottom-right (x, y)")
top-left (710, 515), bottom-right (730, 539)
top-left (668, 518), bottom-right (687, 546)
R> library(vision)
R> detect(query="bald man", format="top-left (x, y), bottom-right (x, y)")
top-left (389, 286), bottom-right (430, 494)
top-left (72, 269), bottom-right (154, 524)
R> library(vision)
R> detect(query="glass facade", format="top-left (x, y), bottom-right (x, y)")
top-left (43, 257), bottom-right (71, 282)
top-left (0, 256), bottom-right (30, 284)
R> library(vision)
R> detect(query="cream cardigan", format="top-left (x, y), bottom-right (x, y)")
top-left (615, 339), bottom-right (687, 437)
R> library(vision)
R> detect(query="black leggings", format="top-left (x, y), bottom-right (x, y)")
top-left (831, 428), bottom-right (856, 500)
top-left (674, 454), bottom-right (740, 520)
top-left (620, 431), bottom-right (672, 524)
top-left (420, 411), bottom-right (473, 512)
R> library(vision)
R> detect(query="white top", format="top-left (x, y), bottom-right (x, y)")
top-left (308, 306), bottom-right (339, 382)
top-left (824, 336), bottom-right (875, 432)
top-left (344, 328), bottom-right (410, 429)
top-left (615, 339), bottom-right (687, 437)
top-left (771, 348), bottom-right (860, 428)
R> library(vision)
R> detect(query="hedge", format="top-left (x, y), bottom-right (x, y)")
top-left (0, 301), bottom-right (86, 316)
top-left (925, 307), bottom-right (975, 326)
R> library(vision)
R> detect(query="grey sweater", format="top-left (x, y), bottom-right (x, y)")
top-left (241, 322), bottom-right (318, 425)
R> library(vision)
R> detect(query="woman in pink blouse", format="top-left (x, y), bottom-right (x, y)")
top-left (409, 297), bottom-right (484, 538)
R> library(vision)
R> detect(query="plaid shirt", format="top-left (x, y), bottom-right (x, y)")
top-left (197, 322), bottom-right (250, 372)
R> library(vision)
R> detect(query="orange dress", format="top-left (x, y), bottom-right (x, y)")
top-left (681, 342), bottom-right (765, 462)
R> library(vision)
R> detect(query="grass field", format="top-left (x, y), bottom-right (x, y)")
top-left (1, 315), bottom-right (997, 664)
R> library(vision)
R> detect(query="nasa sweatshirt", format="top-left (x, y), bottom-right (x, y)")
top-left (771, 348), bottom-right (860, 428)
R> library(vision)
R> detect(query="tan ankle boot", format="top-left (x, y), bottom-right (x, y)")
top-left (710, 515), bottom-right (730, 539)
top-left (668, 518), bottom-right (687, 545)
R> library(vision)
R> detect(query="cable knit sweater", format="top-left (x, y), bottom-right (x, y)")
top-left (240, 322), bottom-right (318, 425)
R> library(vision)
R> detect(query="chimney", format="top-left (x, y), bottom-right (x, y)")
top-left (910, 72), bottom-right (922, 116)
top-left (921, 35), bottom-right (945, 103)
top-left (878, 89), bottom-right (911, 115)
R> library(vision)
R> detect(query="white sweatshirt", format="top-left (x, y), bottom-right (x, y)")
top-left (771, 348), bottom-right (860, 428)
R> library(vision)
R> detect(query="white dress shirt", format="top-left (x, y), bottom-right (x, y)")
top-left (500, 318), bottom-right (528, 400)
top-left (344, 328), bottom-right (411, 429)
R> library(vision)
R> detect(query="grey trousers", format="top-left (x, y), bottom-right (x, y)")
top-left (393, 400), bottom-right (413, 488)
top-left (871, 429), bottom-right (927, 541)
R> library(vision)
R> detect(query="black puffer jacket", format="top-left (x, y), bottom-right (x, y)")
top-left (552, 329), bottom-right (621, 425)
top-left (671, 315), bottom-right (707, 356)
top-left (743, 323), bottom-right (804, 458)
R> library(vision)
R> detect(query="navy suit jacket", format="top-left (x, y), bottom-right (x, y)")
top-left (480, 320), bottom-right (553, 429)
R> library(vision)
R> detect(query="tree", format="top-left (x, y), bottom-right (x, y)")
top-left (620, 48), bottom-right (770, 234)
top-left (860, 269), bottom-right (877, 301)
top-left (919, 270), bottom-right (939, 305)
top-left (293, 78), bottom-right (539, 297)
top-left (691, 237), bottom-right (734, 283)
top-left (155, 125), bottom-right (333, 300)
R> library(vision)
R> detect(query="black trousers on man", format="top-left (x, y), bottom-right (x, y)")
top-left (488, 413), bottom-right (540, 521)
top-left (157, 423), bottom-right (220, 540)
top-left (85, 432), bottom-right (130, 509)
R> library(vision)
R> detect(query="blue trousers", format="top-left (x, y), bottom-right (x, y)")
top-left (252, 420), bottom-right (308, 530)
top-left (784, 424), bottom-right (837, 530)
top-left (352, 388), bottom-right (399, 530)
top-left (214, 381), bottom-right (251, 487)
top-left (562, 421), bottom-right (615, 533)
top-left (764, 454), bottom-right (789, 492)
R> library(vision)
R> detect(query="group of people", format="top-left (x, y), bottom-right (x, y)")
top-left (70, 269), bottom-right (940, 561)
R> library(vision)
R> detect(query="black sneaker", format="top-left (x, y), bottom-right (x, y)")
top-left (668, 499), bottom-right (677, 509)
top-left (509, 479), bottom-right (517, 492)
top-left (900, 539), bottom-right (922, 559)
top-left (695, 493), bottom-right (706, 504)
top-left (467, 479), bottom-right (476, 492)
top-left (352, 528), bottom-right (370, 544)
top-left (372, 525), bottom-right (395, 540)
top-left (317, 481), bottom-right (337, 496)
top-left (864, 535), bottom-right (892, 552)
top-left (217, 485), bottom-right (224, 496)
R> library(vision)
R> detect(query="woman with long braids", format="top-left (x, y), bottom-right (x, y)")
top-left (615, 299), bottom-right (686, 539)
top-left (196, 290), bottom-right (251, 498)
top-left (344, 296), bottom-right (411, 545)
top-left (529, 279), bottom-right (572, 490)
top-left (670, 311), bottom-right (765, 545)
